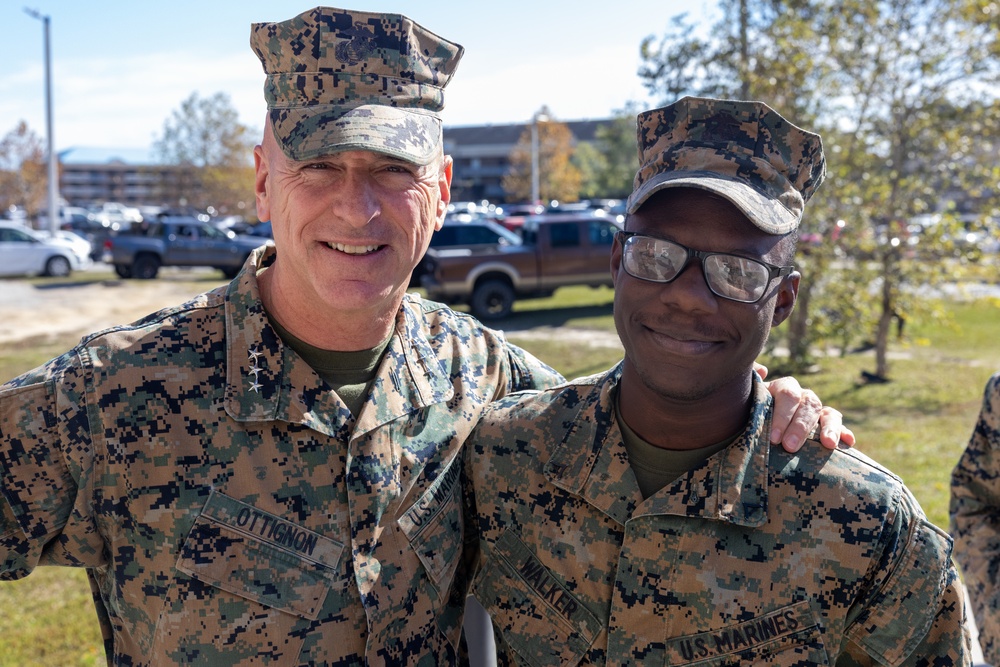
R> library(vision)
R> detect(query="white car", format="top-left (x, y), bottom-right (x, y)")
top-left (37, 229), bottom-right (94, 264)
top-left (0, 222), bottom-right (90, 277)
top-left (87, 201), bottom-right (143, 230)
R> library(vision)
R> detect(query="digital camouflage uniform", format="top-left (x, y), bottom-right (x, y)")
top-left (0, 246), bottom-right (561, 666)
top-left (951, 372), bottom-right (1000, 664)
top-left (466, 365), bottom-right (970, 665)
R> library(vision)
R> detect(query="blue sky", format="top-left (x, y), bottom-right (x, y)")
top-left (1, 1), bottom-right (711, 154)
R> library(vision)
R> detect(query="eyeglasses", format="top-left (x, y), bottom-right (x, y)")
top-left (617, 231), bottom-right (794, 304)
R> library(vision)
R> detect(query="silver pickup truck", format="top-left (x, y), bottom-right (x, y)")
top-left (102, 217), bottom-right (267, 279)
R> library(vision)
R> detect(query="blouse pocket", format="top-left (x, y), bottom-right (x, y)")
top-left (397, 457), bottom-right (465, 592)
top-left (152, 491), bottom-right (347, 663)
top-left (396, 458), bottom-right (468, 655)
top-left (472, 530), bottom-right (603, 667)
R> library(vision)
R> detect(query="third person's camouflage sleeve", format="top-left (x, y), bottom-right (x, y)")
top-left (951, 372), bottom-right (1000, 664)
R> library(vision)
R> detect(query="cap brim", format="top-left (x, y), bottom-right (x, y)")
top-left (626, 171), bottom-right (800, 235)
top-left (269, 104), bottom-right (442, 165)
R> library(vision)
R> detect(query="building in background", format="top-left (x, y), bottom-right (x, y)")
top-left (444, 119), bottom-right (608, 203)
top-left (59, 147), bottom-right (200, 209)
top-left (52, 119), bottom-right (613, 210)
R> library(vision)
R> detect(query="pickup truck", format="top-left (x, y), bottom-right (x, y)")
top-left (420, 211), bottom-right (622, 320)
top-left (103, 217), bottom-right (267, 280)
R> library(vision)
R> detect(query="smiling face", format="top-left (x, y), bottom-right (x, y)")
top-left (611, 188), bottom-right (799, 411)
top-left (253, 121), bottom-right (451, 348)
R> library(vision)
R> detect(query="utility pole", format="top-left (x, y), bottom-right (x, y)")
top-left (739, 0), bottom-right (750, 99)
top-left (530, 110), bottom-right (549, 205)
top-left (25, 8), bottom-right (59, 234)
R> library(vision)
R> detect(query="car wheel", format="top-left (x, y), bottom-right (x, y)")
top-left (44, 255), bottom-right (72, 278)
top-left (471, 279), bottom-right (515, 320)
top-left (132, 255), bottom-right (160, 280)
top-left (113, 264), bottom-right (132, 279)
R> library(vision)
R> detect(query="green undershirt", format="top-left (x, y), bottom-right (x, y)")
top-left (615, 391), bottom-right (738, 499)
top-left (266, 314), bottom-right (391, 417)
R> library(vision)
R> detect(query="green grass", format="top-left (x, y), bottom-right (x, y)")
top-left (0, 569), bottom-right (104, 666)
top-left (0, 337), bottom-right (73, 383)
top-left (0, 283), bottom-right (996, 663)
top-left (757, 299), bottom-right (1000, 531)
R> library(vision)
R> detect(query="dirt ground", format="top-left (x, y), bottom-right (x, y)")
top-left (0, 273), bottom-right (625, 350)
top-left (0, 274), bottom-right (226, 347)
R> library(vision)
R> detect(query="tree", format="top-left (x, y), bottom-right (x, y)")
top-left (0, 121), bottom-right (47, 219)
top-left (153, 92), bottom-right (257, 215)
top-left (574, 104), bottom-right (641, 200)
top-left (639, 0), bottom-right (1000, 379)
top-left (502, 108), bottom-right (582, 204)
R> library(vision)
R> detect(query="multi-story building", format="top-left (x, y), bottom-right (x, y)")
top-left (59, 147), bottom-right (200, 209)
top-left (56, 119), bottom-right (612, 209)
top-left (444, 119), bottom-right (608, 203)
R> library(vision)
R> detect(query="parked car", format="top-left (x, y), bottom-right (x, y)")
top-left (102, 217), bottom-right (268, 279)
top-left (0, 222), bottom-right (90, 278)
top-left (88, 201), bottom-right (143, 229)
top-left (410, 214), bottom-right (521, 287)
top-left (2, 205), bottom-right (28, 222)
top-left (210, 215), bottom-right (254, 235)
top-left (37, 205), bottom-right (92, 229)
top-left (60, 216), bottom-right (121, 260)
top-left (244, 221), bottom-right (273, 238)
top-left (492, 203), bottom-right (546, 232)
top-left (37, 229), bottom-right (94, 264)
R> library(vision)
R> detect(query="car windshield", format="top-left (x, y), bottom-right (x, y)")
top-left (493, 224), bottom-right (522, 246)
top-left (0, 227), bottom-right (39, 243)
top-left (432, 218), bottom-right (522, 248)
top-left (199, 225), bottom-right (229, 239)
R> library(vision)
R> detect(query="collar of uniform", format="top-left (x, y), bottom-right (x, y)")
top-left (544, 365), bottom-right (771, 528)
top-left (351, 294), bottom-right (455, 435)
top-left (223, 249), bottom-right (455, 432)
top-left (544, 363), bottom-right (643, 526)
top-left (635, 377), bottom-right (771, 527)
top-left (223, 245), bottom-right (304, 425)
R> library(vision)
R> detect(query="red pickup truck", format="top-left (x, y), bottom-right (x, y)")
top-left (420, 211), bottom-right (622, 319)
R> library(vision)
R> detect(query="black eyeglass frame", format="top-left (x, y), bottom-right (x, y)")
top-left (616, 230), bottom-right (795, 304)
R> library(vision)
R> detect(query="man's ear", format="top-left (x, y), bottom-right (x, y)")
top-left (610, 231), bottom-right (624, 284)
top-left (436, 156), bottom-right (454, 230)
top-left (771, 272), bottom-right (799, 327)
top-left (253, 144), bottom-right (270, 222)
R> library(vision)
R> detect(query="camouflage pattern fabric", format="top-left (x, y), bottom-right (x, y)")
top-left (627, 97), bottom-right (827, 235)
top-left (0, 245), bottom-right (561, 666)
top-left (466, 365), bottom-right (971, 665)
top-left (951, 372), bottom-right (1000, 664)
top-left (251, 7), bottom-right (464, 164)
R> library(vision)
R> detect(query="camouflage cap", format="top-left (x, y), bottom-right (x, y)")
top-left (626, 96), bottom-right (826, 234)
top-left (250, 7), bottom-right (464, 165)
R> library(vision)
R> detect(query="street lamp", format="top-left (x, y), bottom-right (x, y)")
top-left (24, 7), bottom-right (59, 235)
top-left (529, 110), bottom-right (549, 205)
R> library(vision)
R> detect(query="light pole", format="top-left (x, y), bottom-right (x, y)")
top-left (24, 7), bottom-right (59, 235)
top-left (529, 111), bottom-right (548, 205)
